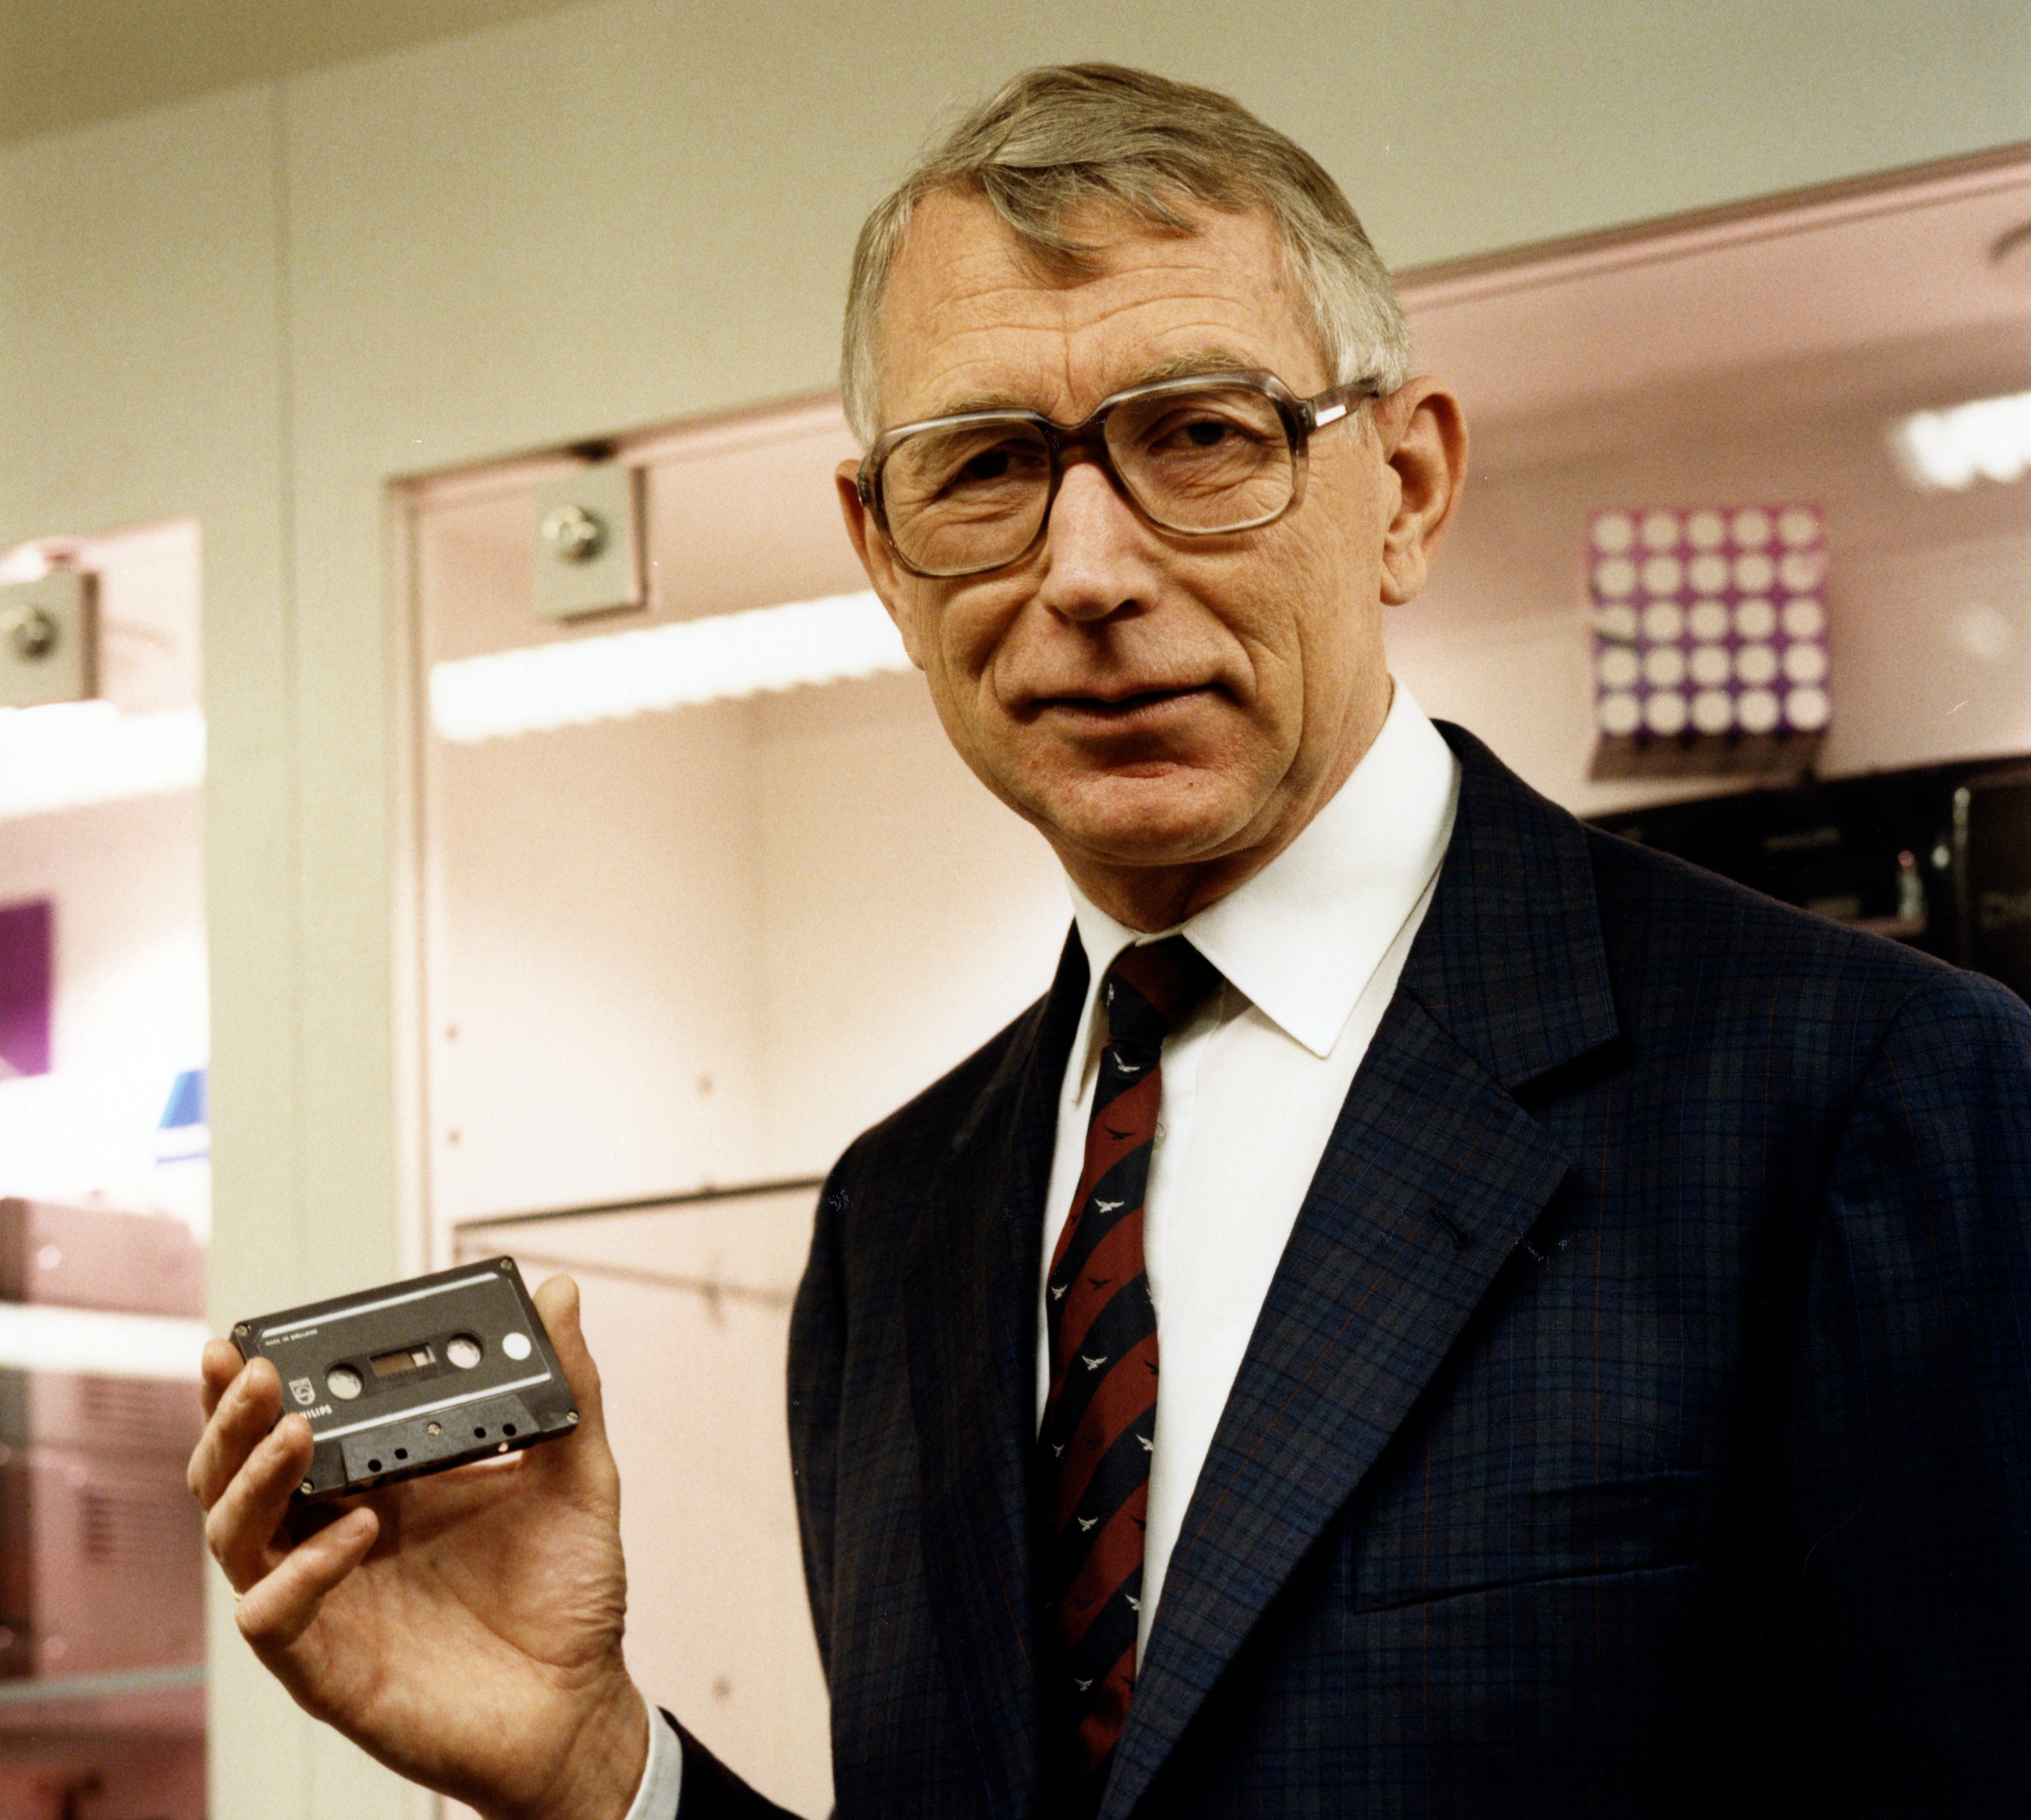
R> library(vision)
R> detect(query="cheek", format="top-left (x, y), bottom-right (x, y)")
top-left (1260, 558), bottom-right (1381, 729)
top-left (905, 610), bottom-right (1012, 762)
top-left (1222, 552), bottom-right (1335, 701)
top-left (931, 591), bottom-right (1026, 703)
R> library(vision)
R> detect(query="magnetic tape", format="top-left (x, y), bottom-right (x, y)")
top-left (232, 1256), bottom-right (581, 1501)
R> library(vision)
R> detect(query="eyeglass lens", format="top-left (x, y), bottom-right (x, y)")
top-left (881, 383), bottom-right (1298, 576)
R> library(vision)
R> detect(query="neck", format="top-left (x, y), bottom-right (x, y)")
top-left (1066, 844), bottom-right (1283, 932)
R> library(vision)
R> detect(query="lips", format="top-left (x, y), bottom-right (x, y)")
top-left (1028, 684), bottom-right (1213, 722)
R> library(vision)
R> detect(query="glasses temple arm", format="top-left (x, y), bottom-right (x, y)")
top-left (1304, 380), bottom-right (1384, 433)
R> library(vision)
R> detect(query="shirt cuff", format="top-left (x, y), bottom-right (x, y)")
top-left (619, 1696), bottom-right (683, 1820)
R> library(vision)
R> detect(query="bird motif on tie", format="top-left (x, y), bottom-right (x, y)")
top-left (1037, 935), bottom-right (1216, 1814)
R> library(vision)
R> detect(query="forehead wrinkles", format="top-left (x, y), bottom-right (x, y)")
top-left (916, 299), bottom-right (1272, 420)
top-left (875, 198), bottom-right (1315, 424)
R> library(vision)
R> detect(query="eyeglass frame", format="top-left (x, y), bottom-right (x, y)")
top-left (854, 368), bottom-right (1383, 580)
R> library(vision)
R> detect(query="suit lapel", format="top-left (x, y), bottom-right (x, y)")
top-left (903, 927), bottom-right (1088, 1819)
top-left (1102, 727), bottom-right (1621, 1817)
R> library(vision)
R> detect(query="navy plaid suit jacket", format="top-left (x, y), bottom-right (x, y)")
top-left (677, 724), bottom-right (2031, 1818)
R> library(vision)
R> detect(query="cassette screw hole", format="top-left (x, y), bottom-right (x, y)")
top-left (426, 1421), bottom-right (442, 1436)
top-left (300, 1480), bottom-right (314, 1496)
top-left (447, 1335), bottom-right (483, 1369)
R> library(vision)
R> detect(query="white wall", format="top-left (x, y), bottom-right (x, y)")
top-left (2, 3), bottom-right (2029, 1814)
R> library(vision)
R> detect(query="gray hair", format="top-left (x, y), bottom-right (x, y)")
top-left (839, 63), bottom-right (1411, 446)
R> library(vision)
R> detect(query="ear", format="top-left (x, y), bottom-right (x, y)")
top-left (836, 460), bottom-right (926, 670)
top-left (1368, 378), bottom-right (1468, 607)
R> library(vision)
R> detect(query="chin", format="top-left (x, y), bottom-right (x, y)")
top-left (996, 751), bottom-right (1274, 870)
top-left (1052, 796), bottom-right (1255, 871)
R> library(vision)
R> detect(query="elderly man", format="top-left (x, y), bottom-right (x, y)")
top-left (191, 65), bottom-right (2031, 1820)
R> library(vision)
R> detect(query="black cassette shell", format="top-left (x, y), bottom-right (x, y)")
top-left (232, 1256), bottom-right (581, 1501)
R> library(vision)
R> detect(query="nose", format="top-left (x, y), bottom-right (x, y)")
top-left (1033, 451), bottom-right (1159, 624)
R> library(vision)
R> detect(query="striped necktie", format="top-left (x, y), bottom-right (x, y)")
top-left (1038, 935), bottom-right (1215, 1811)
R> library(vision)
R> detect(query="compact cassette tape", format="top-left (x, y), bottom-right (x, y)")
top-left (233, 1257), bottom-right (580, 1501)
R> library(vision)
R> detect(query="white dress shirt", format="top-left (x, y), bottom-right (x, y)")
top-left (632, 683), bottom-right (1459, 1815)
top-left (1038, 682), bottom-right (1459, 1664)
top-left (632, 1696), bottom-right (685, 1820)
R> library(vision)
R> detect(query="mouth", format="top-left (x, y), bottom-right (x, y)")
top-left (1029, 684), bottom-right (1214, 726)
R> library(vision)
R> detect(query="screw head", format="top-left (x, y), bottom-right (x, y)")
top-left (1, 605), bottom-right (58, 661)
top-left (540, 504), bottom-right (605, 564)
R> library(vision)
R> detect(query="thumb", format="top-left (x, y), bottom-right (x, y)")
top-left (530, 1272), bottom-right (615, 1462)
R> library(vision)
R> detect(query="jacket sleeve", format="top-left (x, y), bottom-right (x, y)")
top-left (671, 1716), bottom-right (810, 1820)
top-left (1787, 968), bottom-right (2031, 1810)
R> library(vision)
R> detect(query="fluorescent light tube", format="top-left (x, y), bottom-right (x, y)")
top-left (1889, 387), bottom-right (2031, 490)
top-left (0, 546), bottom-right (52, 586)
top-left (430, 590), bottom-right (913, 743)
top-left (0, 703), bottom-right (205, 819)
top-left (0, 1302), bottom-right (207, 1380)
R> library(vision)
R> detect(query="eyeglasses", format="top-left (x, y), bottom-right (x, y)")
top-left (856, 369), bottom-right (1379, 580)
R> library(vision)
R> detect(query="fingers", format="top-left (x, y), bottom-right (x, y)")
top-left (528, 1275), bottom-right (620, 1502)
top-left (199, 1336), bottom-right (244, 1418)
top-left (235, 1505), bottom-right (378, 1652)
top-left (203, 1411), bottom-right (316, 1592)
top-left (532, 1274), bottom-right (606, 1440)
top-left (188, 1354), bottom-right (283, 1509)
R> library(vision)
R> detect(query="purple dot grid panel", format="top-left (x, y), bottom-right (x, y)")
top-left (0, 898), bottom-right (53, 1078)
top-left (1588, 504), bottom-right (1828, 743)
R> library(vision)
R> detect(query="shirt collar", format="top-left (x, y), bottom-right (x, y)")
top-left (1066, 682), bottom-right (1460, 1058)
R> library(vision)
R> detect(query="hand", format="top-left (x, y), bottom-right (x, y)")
top-left (187, 1275), bottom-right (651, 1820)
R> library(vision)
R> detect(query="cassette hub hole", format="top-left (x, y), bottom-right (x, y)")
top-left (327, 1366), bottom-right (364, 1400)
top-left (447, 1334), bottom-right (483, 1369)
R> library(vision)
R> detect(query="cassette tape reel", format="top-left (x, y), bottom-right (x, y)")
top-left (233, 1257), bottom-right (580, 1501)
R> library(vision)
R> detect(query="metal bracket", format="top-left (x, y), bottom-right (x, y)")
top-left (0, 569), bottom-right (95, 708)
top-left (531, 463), bottom-right (643, 622)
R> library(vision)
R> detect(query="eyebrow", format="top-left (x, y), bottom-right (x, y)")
top-left (922, 348), bottom-right (1265, 423)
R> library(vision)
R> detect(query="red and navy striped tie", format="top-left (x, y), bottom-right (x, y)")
top-left (1039, 936), bottom-right (1215, 1810)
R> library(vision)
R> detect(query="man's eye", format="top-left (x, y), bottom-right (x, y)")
top-left (938, 440), bottom-right (1043, 494)
top-left (1142, 409), bottom-right (1262, 455)
top-left (958, 448), bottom-right (1015, 482)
